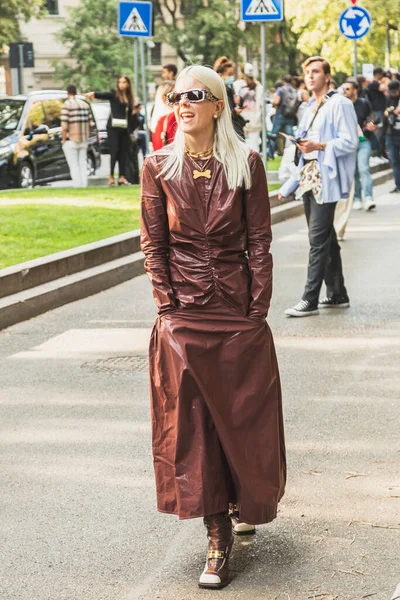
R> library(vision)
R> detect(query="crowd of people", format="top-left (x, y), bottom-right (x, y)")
top-left (59, 59), bottom-right (400, 198)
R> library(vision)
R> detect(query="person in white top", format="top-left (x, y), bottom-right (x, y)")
top-left (235, 64), bottom-right (263, 152)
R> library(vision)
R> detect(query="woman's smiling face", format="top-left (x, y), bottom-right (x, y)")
top-left (173, 75), bottom-right (223, 136)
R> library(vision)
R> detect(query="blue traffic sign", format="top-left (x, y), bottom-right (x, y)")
top-left (241, 0), bottom-right (284, 23)
top-left (339, 6), bottom-right (371, 40)
top-left (118, 1), bottom-right (152, 38)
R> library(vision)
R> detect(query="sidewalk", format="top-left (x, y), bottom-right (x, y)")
top-left (0, 181), bottom-right (399, 600)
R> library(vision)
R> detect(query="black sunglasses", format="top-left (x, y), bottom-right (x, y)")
top-left (166, 88), bottom-right (219, 106)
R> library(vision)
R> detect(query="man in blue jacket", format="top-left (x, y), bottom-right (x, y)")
top-left (278, 56), bottom-right (358, 317)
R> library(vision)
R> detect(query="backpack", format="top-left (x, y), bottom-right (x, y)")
top-left (281, 86), bottom-right (300, 119)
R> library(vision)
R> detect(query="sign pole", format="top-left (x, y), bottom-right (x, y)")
top-left (260, 23), bottom-right (267, 166)
top-left (133, 38), bottom-right (139, 99)
top-left (139, 38), bottom-right (149, 149)
top-left (18, 43), bottom-right (24, 95)
top-left (240, 0), bottom-right (283, 165)
top-left (353, 40), bottom-right (357, 79)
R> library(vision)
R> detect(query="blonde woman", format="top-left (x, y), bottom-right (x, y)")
top-left (150, 80), bottom-right (177, 150)
top-left (140, 65), bottom-right (286, 589)
top-left (237, 64), bottom-right (264, 151)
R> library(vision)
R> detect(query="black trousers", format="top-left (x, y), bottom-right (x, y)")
top-left (107, 127), bottom-right (131, 177)
top-left (302, 191), bottom-right (348, 306)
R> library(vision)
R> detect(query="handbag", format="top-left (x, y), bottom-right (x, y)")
top-left (111, 106), bottom-right (128, 129)
top-left (111, 117), bottom-right (127, 128)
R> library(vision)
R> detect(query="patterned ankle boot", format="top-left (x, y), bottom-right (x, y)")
top-left (198, 511), bottom-right (234, 589)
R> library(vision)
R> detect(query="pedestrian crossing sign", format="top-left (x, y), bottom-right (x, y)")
top-left (241, 0), bottom-right (284, 22)
top-left (118, 1), bottom-right (153, 37)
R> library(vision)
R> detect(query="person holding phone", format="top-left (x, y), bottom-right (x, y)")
top-left (278, 56), bottom-right (358, 317)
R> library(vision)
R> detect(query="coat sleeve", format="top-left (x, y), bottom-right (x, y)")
top-left (94, 91), bottom-right (113, 100)
top-left (140, 158), bottom-right (177, 314)
top-left (244, 153), bottom-right (273, 321)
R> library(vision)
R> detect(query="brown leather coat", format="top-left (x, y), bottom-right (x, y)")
top-left (141, 150), bottom-right (286, 524)
top-left (140, 150), bottom-right (272, 320)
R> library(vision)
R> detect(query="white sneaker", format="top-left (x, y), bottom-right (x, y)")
top-left (353, 200), bottom-right (362, 211)
top-left (364, 198), bottom-right (376, 211)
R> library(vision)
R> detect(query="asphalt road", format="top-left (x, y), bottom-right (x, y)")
top-left (1, 181), bottom-right (399, 600)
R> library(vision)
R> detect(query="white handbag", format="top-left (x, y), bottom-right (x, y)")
top-left (111, 117), bottom-right (127, 128)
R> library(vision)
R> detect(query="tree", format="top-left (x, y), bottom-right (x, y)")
top-left (285, 0), bottom-right (400, 75)
top-left (153, 0), bottom-right (245, 65)
top-left (0, 0), bottom-right (46, 47)
top-left (53, 0), bottom-right (134, 91)
top-left (244, 19), bottom-right (306, 84)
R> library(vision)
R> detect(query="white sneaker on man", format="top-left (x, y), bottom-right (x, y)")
top-left (364, 198), bottom-right (376, 211)
top-left (352, 200), bottom-right (362, 211)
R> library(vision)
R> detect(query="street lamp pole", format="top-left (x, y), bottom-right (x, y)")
top-left (260, 23), bottom-right (267, 166)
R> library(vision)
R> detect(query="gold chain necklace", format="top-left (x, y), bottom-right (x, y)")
top-left (185, 146), bottom-right (213, 159)
top-left (186, 152), bottom-right (213, 180)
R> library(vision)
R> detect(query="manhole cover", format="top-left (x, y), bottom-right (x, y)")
top-left (81, 355), bottom-right (148, 376)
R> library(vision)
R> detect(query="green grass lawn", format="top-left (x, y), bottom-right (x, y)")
top-left (266, 156), bottom-right (282, 171)
top-left (0, 187), bottom-right (141, 269)
top-left (0, 180), bottom-right (280, 269)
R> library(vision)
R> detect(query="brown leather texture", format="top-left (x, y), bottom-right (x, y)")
top-left (141, 150), bottom-right (286, 525)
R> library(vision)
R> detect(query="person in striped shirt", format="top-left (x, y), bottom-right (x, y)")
top-left (61, 84), bottom-right (91, 187)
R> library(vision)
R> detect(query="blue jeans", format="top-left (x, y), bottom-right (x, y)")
top-left (268, 114), bottom-right (295, 158)
top-left (354, 139), bottom-right (373, 202)
top-left (386, 135), bottom-right (400, 189)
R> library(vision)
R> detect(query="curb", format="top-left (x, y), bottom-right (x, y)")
top-left (0, 253), bottom-right (144, 331)
top-left (0, 169), bottom-right (393, 331)
top-left (0, 230), bottom-right (141, 300)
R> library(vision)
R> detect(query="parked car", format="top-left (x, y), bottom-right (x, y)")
top-left (91, 101), bottom-right (110, 154)
top-left (91, 100), bottom-right (153, 155)
top-left (0, 90), bottom-right (101, 189)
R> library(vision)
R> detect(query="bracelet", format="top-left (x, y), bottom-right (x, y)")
top-left (319, 142), bottom-right (325, 151)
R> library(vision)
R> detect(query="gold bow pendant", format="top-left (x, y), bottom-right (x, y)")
top-left (193, 169), bottom-right (211, 180)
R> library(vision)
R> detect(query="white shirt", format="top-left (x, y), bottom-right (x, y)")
top-left (303, 101), bottom-right (329, 159)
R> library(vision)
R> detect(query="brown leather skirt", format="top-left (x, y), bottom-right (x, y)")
top-left (148, 295), bottom-right (286, 525)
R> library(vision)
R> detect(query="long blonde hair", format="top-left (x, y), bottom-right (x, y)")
top-left (150, 80), bottom-right (175, 133)
top-left (155, 65), bottom-right (252, 190)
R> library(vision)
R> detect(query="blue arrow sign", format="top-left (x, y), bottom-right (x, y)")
top-left (241, 0), bottom-right (284, 23)
top-left (339, 6), bottom-right (371, 40)
top-left (118, 1), bottom-right (152, 38)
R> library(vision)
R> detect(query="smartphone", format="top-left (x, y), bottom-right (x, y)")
top-left (279, 132), bottom-right (302, 143)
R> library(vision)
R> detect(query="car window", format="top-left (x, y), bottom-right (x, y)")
top-left (0, 99), bottom-right (25, 140)
top-left (43, 99), bottom-right (63, 128)
top-left (25, 101), bottom-right (46, 134)
top-left (92, 102), bottom-right (110, 130)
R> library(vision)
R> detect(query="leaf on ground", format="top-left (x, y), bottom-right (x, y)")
top-left (348, 520), bottom-right (400, 529)
top-left (338, 567), bottom-right (369, 576)
top-left (345, 472), bottom-right (368, 479)
top-left (301, 469), bottom-right (322, 475)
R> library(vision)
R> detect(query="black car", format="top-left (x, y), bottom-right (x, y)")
top-left (0, 90), bottom-right (101, 189)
